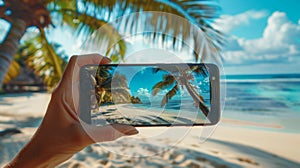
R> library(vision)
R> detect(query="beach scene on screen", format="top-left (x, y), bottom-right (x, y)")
top-left (85, 65), bottom-right (212, 126)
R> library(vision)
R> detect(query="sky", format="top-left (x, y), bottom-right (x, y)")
top-left (217, 0), bottom-right (300, 74)
top-left (112, 65), bottom-right (210, 103)
top-left (0, 0), bottom-right (299, 75)
top-left (81, 0), bottom-right (300, 75)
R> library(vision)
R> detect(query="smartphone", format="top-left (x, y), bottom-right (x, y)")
top-left (80, 63), bottom-right (220, 126)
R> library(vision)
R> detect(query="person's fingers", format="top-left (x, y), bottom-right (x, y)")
top-left (53, 54), bottom-right (111, 111)
top-left (110, 123), bottom-right (139, 136)
top-left (61, 53), bottom-right (111, 85)
top-left (74, 53), bottom-right (111, 67)
top-left (84, 123), bottom-right (139, 143)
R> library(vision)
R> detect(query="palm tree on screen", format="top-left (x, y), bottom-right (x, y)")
top-left (0, 0), bottom-right (222, 90)
top-left (152, 66), bottom-right (209, 116)
top-left (90, 66), bottom-right (134, 106)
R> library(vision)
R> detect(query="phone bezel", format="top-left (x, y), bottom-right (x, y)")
top-left (79, 63), bottom-right (220, 126)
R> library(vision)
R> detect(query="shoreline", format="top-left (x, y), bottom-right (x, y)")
top-left (0, 92), bottom-right (299, 167)
top-left (221, 118), bottom-right (283, 129)
top-left (95, 103), bottom-right (300, 134)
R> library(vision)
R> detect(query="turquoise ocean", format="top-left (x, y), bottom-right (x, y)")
top-left (129, 73), bottom-right (300, 133)
top-left (223, 74), bottom-right (300, 133)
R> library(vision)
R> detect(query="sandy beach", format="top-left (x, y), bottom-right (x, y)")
top-left (91, 103), bottom-right (208, 126)
top-left (0, 93), bottom-right (299, 167)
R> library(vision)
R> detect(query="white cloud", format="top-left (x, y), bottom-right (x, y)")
top-left (157, 89), bottom-right (169, 96)
top-left (137, 88), bottom-right (170, 97)
top-left (214, 10), bottom-right (268, 33)
top-left (222, 11), bottom-right (300, 65)
top-left (137, 88), bottom-right (151, 97)
top-left (242, 12), bottom-right (300, 54)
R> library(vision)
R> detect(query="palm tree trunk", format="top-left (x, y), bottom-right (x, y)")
top-left (183, 80), bottom-right (209, 116)
top-left (0, 18), bottom-right (26, 88)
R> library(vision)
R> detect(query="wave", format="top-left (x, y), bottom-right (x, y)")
top-left (223, 78), bottom-right (300, 83)
top-left (222, 74), bottom-right (300, 83)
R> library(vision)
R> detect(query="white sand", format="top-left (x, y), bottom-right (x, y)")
top-left (0, 93), bottom-right (299, 167)
top-left (91, 104), bottom-right (206, 126)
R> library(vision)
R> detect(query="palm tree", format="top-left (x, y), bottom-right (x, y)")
top-left (152, 65), bottom-right (209, 116)
top-left (0, 0), bottom-right (222, 89)
top-left (2, 38), bottom-right (67, 88)
top-left (89, 66), bottom-right (135, 106)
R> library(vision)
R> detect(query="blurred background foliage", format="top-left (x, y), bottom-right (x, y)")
top-left (0, 0), bottom-right (222, 91)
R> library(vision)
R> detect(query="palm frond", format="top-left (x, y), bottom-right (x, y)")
top-left (47, 0), bottom-right (223, 62)
top-left (84, 0), bottom-right (223, 61)
top-left (163, 74), bottom-right (176, 82)
top-left (161, 84), bottom-right (179, 107)
top-left (2, 60), bottom-right (20, 84)
top-left (191, 65), bottom-right (208, 77)
top-left (19, 29), bottom-right (66, 90)
top-left (152, 75), bottom-right (176, 96)
top-left (48, 7), bottom-right (127, 61)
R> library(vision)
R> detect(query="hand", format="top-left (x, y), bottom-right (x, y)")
top-left (5, 54), bottom-right (138, 167)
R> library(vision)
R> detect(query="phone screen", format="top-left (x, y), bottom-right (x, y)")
top-left (80, 64), bottom-right (220, 126)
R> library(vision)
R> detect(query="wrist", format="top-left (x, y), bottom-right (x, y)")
top-left (5, 138), bottom-right (73, 167)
